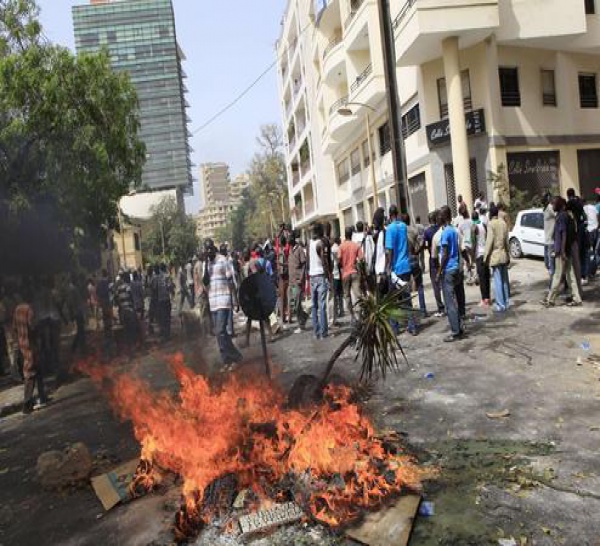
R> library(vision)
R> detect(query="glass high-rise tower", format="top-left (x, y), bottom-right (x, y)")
top-left (73, 0), bottom-right (193, 195)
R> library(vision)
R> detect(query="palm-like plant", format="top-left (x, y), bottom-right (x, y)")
top-left (319, 268), bottom-right (411, 389)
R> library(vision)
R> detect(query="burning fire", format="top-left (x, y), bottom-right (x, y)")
top-left (79, 353), bottom-right (429, 538)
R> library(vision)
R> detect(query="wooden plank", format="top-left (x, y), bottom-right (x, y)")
top-left (345, 495), bottom-right (421, 546)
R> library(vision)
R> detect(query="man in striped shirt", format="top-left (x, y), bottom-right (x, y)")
top-left (205, 241), bottom-right (243, 365)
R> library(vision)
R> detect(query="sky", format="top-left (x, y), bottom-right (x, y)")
top-left (36, 0), bottom-right (287, 213)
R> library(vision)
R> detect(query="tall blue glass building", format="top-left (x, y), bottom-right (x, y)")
top-left (73, 0), bottom-right (193, 196)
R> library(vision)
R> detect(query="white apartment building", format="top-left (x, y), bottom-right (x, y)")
top-left (277, 1), bottom-right (340, 231)
top-left (278, 0), bottom-right (600, 230)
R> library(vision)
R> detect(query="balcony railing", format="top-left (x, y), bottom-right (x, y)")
top-left (290, 37), bottom-right (298, 58)
top-left (292, 170), bottom-right (300, 187)
top-left (323, 36), bottom-right (342, 60)
top-left (392, 0), bottom-right (416, 30)
top-left (345, 0), bottom-right (365, 28)
top-left (301, 159), bottom-right (311, 177)
top-left (329, 95), bottom-right (349, 116)
top-left (350, 63), bottom-right (373, 94)
top-left (293, 79), bottom-right (303, 97)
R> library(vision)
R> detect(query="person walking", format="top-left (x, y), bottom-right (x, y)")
top-left (437, 206), bottom-right (465, 342)
top-left (583, 197), bottom-right (598, 278)
top-left (424, 210), bottom-right (445, 317)
top-left (288, 231), bottom-right (308, 332)
top-left (485, 204), bottom-right (511, 313)
top-left (204, 241), bottom-right (243, 364)
top-left (542, 197), bottom-right (583, 308)
top-left (178, 265), bottom-right (191, 314)
top-left (543, 194), bottom-right (557, 290)
top-left (131, 271), bottom-right (145, 321)
top-left (337, 227), bottom-right (363, 325)
top-left (405, 214), bottom-right (427, 317)
top-left (307, 223), bottom-right (330, 340)
top-left (116, 273), bottom-right (141, 352)
top-left (275, 230), bottom-right (290, 328)
top-left (152, 264), bottom-right (173, 341)
top-left (385, 205), bottom-right (417, 336)
top-left (567, 188), bottom-right (588, 284)
top-left (472, 211), bottom-right (491, 307)
top-left (415, 216), bottom-right (427, 275)
top-left (330, 236), bottom-right (344, 325)
top-left (13, 290), bottom-right (48, 414)
top-left (372, 208), bottom-right (387, 295)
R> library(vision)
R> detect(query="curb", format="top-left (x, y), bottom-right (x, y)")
top-left (0, 401), bottom-right (22, 418)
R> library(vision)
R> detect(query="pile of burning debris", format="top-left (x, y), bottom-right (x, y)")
top-left (80, 353), bottom-right (431, 543)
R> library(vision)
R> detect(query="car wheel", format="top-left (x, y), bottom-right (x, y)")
top-left (509, 238), bottom-right (523, 259)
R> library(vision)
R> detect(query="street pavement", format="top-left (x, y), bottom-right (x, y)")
top-left (0, 258), bottom-right (599, 545)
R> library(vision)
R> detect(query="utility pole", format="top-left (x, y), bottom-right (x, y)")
top-left (377, 0), bottom-right (410, 214)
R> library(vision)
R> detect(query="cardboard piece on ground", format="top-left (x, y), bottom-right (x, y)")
top-left (345, 495), bottom-right (421, 546)
top-left (91, 459), bottom-right (140, 511)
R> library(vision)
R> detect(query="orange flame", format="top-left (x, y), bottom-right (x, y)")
top-left (79, 353), bottom-right (428, 528)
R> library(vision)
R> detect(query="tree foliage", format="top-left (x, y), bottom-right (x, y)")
top-left (215, 124), bottom-right (289, 249)
top-left (0, 0), bottom-right (146, 274)
top-left (142, 196), bottom-right (199, 266)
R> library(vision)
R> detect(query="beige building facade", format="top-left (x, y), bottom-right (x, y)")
top-left (278, 0), bottom-right (600, 231)
top-left (197, 165), bottom-right (251, 241)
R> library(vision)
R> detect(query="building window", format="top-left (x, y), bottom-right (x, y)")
top-left (585, 0), bottom-right (595, 14)
top-left (579, 73), bottom-right (598, 108)
top-left (337, 159), bottom-right (350, 184)
top-left (499, 67), bottom-right (521, 107)
top-left (437, 70), bottom-right (471, 119)
top-left (378, 122), bottom-right (391, 156)
top-left (107, 30), bottom-right (117, 43)
top-left (401, 104), bottom-right (421, 139)
top-left (134, 233), bottom-right (141, 251)
top-left (350, 148), bottom-right (361, 175)
top-left (541, 70), bottom-right (557, 106)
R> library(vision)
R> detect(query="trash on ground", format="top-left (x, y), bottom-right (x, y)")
top-left (418, 500), bottom-right (435, 517)
top-left (581, 341), bottom-right (591, 351)
top-left (498, 538), bottom-right (517, 546)
top-left (345, 495), bottom-right (421, 546)
top-left (238, 502), bottom-right (304, 538)
top-left (486, 409), bottom-right (511, 419)
top-left (91, 459), bottom-right (141, 511)
top-left (424, 373), bottom-right (435, 380)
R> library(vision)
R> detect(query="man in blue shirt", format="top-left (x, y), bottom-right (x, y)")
top-left (437, 205), bottom-right (464, 342)
top-left (385, 205), bottom-right (417, 335)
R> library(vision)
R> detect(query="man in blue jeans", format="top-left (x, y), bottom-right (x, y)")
top-left (204, 240), bottom-right (243, 365)
top-left (307, 223), bottom-right (331, 339)
top-left (385, 205), bottom-right (417, 336)
top-left (437, 206), bottom-right (465, 342)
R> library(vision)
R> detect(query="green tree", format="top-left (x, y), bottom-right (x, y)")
top-left (0, 0), bottom-right (145, 273)
top-left (224, 124), bottom-right (289, 250)
top-left (142, 196), bottom-right (199, 266)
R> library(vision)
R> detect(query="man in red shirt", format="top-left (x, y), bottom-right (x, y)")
top-left (337, 226), bottom-right (363, 325)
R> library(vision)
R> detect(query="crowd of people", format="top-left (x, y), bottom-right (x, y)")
top-left (2, 188), bottom-right (597, 415)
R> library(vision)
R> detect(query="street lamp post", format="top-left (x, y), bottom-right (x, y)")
top-left (338, 102), bottom-right (381, 215)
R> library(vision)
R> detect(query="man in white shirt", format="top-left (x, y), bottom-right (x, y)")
top-left (307, 223), bottom-right (330, 339)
